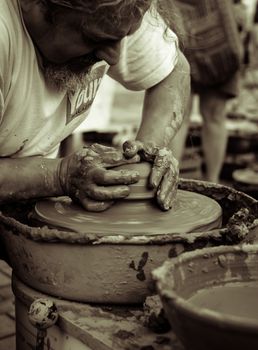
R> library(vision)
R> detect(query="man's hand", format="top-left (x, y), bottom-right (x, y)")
top-left (123, 140), bottom-right (179, 211)
top-left (58, 143), bottom-right (140, 212)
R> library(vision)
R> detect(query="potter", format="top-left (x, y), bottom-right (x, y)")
top-left (0, 0), bottom-right (191, 226)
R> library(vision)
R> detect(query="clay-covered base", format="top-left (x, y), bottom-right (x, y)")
top-left (13, 275), bottom-right (184, 350)
top-left (34, 190), bottom-right (222, 235)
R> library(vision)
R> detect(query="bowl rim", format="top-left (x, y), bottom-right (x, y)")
top-left (153, 244), bottom-right (258, 333)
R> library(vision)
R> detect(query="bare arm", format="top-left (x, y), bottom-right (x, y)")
top-left (123, 51), bottom-right (190, 210)
top-left (137, 50), bottom-right (190, 146)
top-left (0, 145), bottom-right (140, 211)
top-left (0, 157), bottom-right (63, 203)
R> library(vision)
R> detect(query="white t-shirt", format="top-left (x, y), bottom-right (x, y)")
top-left (0, 0), bottom-right (178, 158)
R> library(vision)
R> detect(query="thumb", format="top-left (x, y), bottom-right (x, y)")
top-left (123, 140), bottom-right (144, 158)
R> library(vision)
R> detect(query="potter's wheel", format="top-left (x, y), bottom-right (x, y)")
top-left (34, 190), bottom-right (222, 235)
top-left (233, 168), bottom-right (258, 185)
top-left (6, 171), bottom-right (257, 304)
top-left (232, 167), bottom-right (258, 199)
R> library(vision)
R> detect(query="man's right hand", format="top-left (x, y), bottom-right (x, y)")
top-left (58, 143), bottom-right (140, 212)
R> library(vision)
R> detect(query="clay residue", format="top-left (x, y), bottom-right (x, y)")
top-left (217, 254), bottom-right (227, 268)
top-left (226, 208), bottom-right (250, 242)
top-left (114, 329), bottom-right (135, 340)
top-left (129, 252), bottom-right (149, 281)
top-left (142, 295), bottom-right (171, 334)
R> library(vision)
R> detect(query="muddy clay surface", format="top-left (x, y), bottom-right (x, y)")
top-left (0, 179), bottom-right (257, 245)
top-left (33, 189), bottom-right (222, 235)
top-left (188, 281), bottom-right (258, 320)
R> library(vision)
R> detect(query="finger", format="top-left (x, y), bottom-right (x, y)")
top-left (86, 146), bottom-right (126, 166)
top-left (156, 168), bottom-right (179, 210)
top-left (150, 150), bottom-right (179, 188)
top-left (160, 165), bottom-right (179, 196)
top-left (149, 155), bottom-right (169, 189)
top-left (78, 147), bottom-right (98, 161)
top-left (91, 168), bottom-right (140, 185)
top-left (166, 176), bottom-right (178, 210)
top-left (81, 144), bottom-right (129, 167)
top-left (167, 186), bottom-right (178, 210)
top-left (90, 143), bottom-right (117, 154)
top-left (79, 196), bottom-right (114, 212)
top-left (140, 142), bottom-right (159, 162)
top-left (123, 140), bottom-right (144, 158)
top-left (158, 185), bottom-right (178, 211)
top-left (102, 152), bottom-right (141, 167)
top-left (85, 183), bottom-right (131, 201)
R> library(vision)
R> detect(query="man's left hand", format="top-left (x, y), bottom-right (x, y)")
top-left (123, 140), bottom-right (179, 211)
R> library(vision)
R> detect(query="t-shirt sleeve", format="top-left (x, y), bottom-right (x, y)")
top-left (0, 18), bottom-right (11, 123)
top-left (107, 11), bottom-right (179, 91)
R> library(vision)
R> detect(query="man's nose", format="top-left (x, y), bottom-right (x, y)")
top-left (95, 41), bottom-right (121, 65)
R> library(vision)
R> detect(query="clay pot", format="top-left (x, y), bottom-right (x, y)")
top-left (153, 244), bottom-right (258, 350)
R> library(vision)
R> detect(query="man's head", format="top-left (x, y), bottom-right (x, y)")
top-left (20, 0), bottom-right (151, 91)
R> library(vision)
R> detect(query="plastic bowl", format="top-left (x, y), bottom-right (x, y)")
top-left (153, 244), bottom-right (258, 350)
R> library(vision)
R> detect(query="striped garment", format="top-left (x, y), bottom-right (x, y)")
top-left (175, 0), bottom-right (243, 87)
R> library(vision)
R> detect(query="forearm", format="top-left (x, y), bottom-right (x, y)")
top-left (0, 157), bottom-right (63, 203)
top-left (136, 51), bottom-right (190, 147)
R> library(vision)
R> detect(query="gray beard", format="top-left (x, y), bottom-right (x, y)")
top-left (44, 64), bottom-right (91, 92)
top-left (43, 55), bottom-right (100, 92)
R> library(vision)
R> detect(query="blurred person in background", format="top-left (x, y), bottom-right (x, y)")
top-left (171, 0), bottom-right (246, 183)
top-left (250, 0), bottom-right (258, 65)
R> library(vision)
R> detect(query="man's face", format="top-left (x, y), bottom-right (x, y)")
top-left (21, 1), bottom-right (147, 91)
